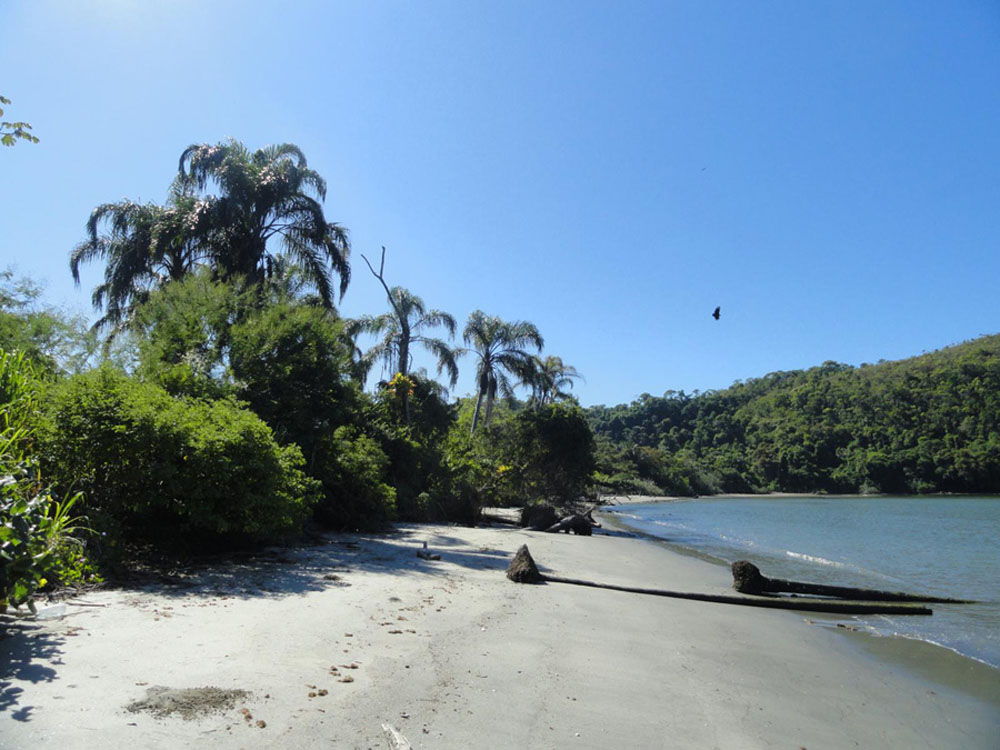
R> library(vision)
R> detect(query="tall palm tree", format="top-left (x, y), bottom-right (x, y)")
top-left (177, 140), bottom-right (350, 306)
top-left (356, 286), bottom-right (459, 388)
top-left (463, 310), bottom-right (544, 433)
top-left (528, 355), bottom-right (583, 406)
top-left (70, 180), bottom-right (210, 333)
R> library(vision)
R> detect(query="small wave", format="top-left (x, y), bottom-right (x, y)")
top-left (613, 512), bottom-right (643, 521)
top-left (785, 550), bottom-right (909, 585)
top-left (786, 550), bottom-right (848, 568)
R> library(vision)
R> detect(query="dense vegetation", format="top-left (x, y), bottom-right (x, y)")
top-left (588, 338), bottom-right (1000, 496)
top-left (0, 140), bottom-right (592, 607)
top-left (4, 136), bottom-right (998, 610)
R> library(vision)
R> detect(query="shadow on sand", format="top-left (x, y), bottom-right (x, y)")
top-left (0, 621), bottom-right (65, 721)
top-left (129, 524), bottom-right (519, 603)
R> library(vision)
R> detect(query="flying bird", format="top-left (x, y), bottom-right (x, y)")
top-left (712, 306), bottom-right (720, 320)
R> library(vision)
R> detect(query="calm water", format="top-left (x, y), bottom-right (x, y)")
top-left (610, 496), bottom-right (1000, 669)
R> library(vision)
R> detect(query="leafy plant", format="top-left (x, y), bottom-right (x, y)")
top-left (39, 366), bottom-right (321, 549)
top-left (0, 350), bottom-right (91, 612)
top-left (0, 95), bottom-right (38, 147)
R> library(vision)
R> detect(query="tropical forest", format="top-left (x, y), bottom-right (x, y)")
top-left (2, 138), bottom-right (999, 612)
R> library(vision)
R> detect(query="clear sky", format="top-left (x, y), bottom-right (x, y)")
top-left (3, 1), bottom-right (999, 406)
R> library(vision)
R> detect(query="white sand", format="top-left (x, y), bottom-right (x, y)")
top-left (1, 523), bottom-right (997, 749)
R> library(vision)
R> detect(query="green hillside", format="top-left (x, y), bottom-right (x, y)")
top-left (587, 335), bottom-right (1000, 496)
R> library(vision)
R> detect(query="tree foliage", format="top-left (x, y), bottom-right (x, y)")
top-left (39, 366), bottom-right (321, 549)
top-left (0, 95), bottom-right (38, 148)
top-left (355, 286), bottom-right (459, 388)
top-left (1, 350), bottom-right (91, 610)
top-left (588, 337), bottom-right (1000, 495)
top-left (71, 140), bottom-right (350, 338)
top-left (0, 269), bottom-right (95, 373)
top-left (178, 140), bottom-right (350, 306)
top-left (463, 311), bottom-right (543, 432)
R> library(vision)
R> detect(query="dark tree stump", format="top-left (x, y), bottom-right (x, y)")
top-left (731, 560), bottom-right (768, 595)
top-left (506, 544), bottom-right (543, 583)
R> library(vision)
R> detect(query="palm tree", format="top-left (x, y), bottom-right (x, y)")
top-left (70, 180), bottom-right (210, 333)
top-left (463, 310), bottom-right (544, 433)
top-left (528, 355), bottom-right (583, 406)
top-left (356, 286), bottom-right (459, 388)
top-left (177, 140), bottom-right (350, 306)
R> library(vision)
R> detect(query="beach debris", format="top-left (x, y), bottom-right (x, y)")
top-left (507, 547), bottom-right (933, 615)
top-left (256, 719), bottom-right (267, 728)
top-left (382, 722), bottom-right (413, 749)
top-left (730, 561), bottom-right (976, 603)
top-left (506, 545), bottom-right (543, 583)
top-left (35, 603), bottom-right (68, 620)
top-left (125, 686), bottom-right (251, 720)
top-left (416, 541), bottom-right (441, 561)
top-left (521, 504), bottom-right (559, 530)
top-left (544, 514), bottom-right (595, 535)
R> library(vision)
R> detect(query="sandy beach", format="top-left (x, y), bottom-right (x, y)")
top-left (2, 521), bottom-right (998, 749)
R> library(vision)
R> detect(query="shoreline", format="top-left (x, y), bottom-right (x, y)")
top-left (596, 507), bottom-right (1000, 710)
top-left (2, 521), bottom-right (997, 748)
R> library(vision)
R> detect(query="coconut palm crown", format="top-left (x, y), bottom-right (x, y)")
top-left (463, 310), bottom-right (544, 432)
top-left (528, 355), bottom-right (583, 406)
top-left (177, 139), bottom-right (350, 306)
top-left (356, 286), bottom-right (459, 388)
top-left (70, 179), bottom-right (211, 333)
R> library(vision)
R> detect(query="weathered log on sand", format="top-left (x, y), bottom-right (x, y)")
top-left (506, 546), bottom-right (932, 615)
top-left (544, 515), bottom-right (594, 535)
top-left (522, 504), bottom-right (560, 530)
top-left (731, 561), bottom-right (975, 604)
top-left (543, 574), bottom-right (932, 615)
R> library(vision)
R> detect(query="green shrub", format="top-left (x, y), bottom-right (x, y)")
top-left (39, 366), bottom-right (320, 549)
top-left (311, 427), bottom-right (396, 530)
top-left (0, 349), bottom-right (93, 611)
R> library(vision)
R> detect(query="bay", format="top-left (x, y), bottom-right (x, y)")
top-left (609, 495), bottom-right (1000, 670)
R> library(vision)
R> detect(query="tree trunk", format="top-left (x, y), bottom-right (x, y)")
top-left (540, 574), bottom-right (933, 616)
top-left (483, 380), bottom-right (496, 427)
top-left (731, 561), bottom-right (975, 603)
top-left (471, 389), bottom-right (485, 433)
top-left (397, 327), bottom-right (411, 425)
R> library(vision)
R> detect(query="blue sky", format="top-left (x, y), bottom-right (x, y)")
top-left (2, 1), bottom-right (999, 406)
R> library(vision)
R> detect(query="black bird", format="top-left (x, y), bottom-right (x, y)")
top-left (712, 306), bottom-right (720, 320)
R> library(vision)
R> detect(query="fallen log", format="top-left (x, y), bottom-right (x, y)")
top-left (543, 514), bottom-right (594, 535)
top-left (505, 546), bottom-right (932, 615)
top-left (731, 561), bottom-right (976, 604)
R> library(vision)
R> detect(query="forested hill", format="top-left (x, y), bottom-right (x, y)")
top-left (586, 335), bottom-right (1000, 496)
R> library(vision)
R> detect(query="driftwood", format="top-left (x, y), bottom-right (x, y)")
top-left (523, 504), bottom-right (603, 535)
top-left (544, 514), bottom-right (594, 535)
top-left (731, 561), bottom-right (975, 604)
top-left (381, 723), bottom-right (412, 749)
top-left (538, 507), bottom-right (602, 535)
top-left (506, 546), bottom-right (932, 616)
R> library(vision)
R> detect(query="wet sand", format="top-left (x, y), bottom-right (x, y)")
top-left (1, 522), bottom-right (997, 748)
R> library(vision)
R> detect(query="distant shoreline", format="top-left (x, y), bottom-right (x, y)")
top-left (600, 491), bottom-right (1000, 505)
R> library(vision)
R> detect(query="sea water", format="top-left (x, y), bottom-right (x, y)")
top-left (609, 495), bottom-right (1000, 670)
